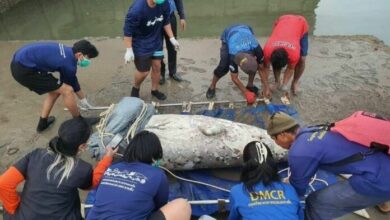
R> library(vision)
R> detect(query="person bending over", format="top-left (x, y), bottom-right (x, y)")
top-left (261, 15), bottom-right (309, 97)
top-left (206, 24), bottom-right (264, 105)
top-left (267, 112), bottom-right (390, 220)
top-left (10, 40), bottom-right (100, 132)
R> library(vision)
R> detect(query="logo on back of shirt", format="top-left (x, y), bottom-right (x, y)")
top-left (58, 43), bottom-right (66, 58)
top-left (101, 168), bottom-right (148, 192)
top-left (272, 41), bottom-right (296, 50)
top-left (147, 15), bottom-right (164, 27)
top-left (248, 190), bottom-right (292, 207)
top-left (104, 168), bottom-right (147, 184)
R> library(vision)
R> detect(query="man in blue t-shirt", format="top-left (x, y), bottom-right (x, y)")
top-left (10, 40), bottom-right (100, 132)
top-left (159, 0), bottom-right (186, 84)
top-left (206, 24), bottom-right (264, 105)
top-left (267, 112), bottom-right (390, 220)
top-left (124, 0), bottom-right (180, 101)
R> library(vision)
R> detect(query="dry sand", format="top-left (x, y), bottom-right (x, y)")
top-left (0, 36), bottom-right (389, 219)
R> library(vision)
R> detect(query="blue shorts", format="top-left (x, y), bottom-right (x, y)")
top-left (300, 33), bottom-right (309, 57)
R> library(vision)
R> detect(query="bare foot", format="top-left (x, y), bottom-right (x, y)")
top-left (280, 84), bottom-right (288, 92)
top-left (270, 81), bottom-right (282, 91)
top-left (377, 201), bottom-right (390, 213)
top-left (291, 82), bottom-right (299, 96)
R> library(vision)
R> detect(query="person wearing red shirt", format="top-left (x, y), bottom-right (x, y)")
top-left (261, 15), bottom-right (309, 97)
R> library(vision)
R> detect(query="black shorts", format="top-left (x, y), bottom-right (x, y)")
top-left (134, 51), bottom-right (164, 72)
top-left (148, 210), bottom-right (166, 220)
top-left (213, 43), bottom-right (238, 78)
top-left (10, 62), bottom-right (62, 95)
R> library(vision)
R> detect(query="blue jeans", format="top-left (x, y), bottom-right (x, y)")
top-left (305, 180), bottom-right (389, 220)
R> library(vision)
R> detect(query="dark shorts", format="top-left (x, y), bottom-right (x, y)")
top-left (300, 33), bottom-right (309, 57)
top-left (213, 43), bottom-right (238, 78)
top-left (148, 210), bottom-right (166, 220)
top-left (134, 51), bottom-right (164, 72)
top-left (10, 62), bottom-right (62, 95)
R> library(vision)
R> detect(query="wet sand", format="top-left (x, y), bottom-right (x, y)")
top-left (0, 36), bottom-right (389, 219)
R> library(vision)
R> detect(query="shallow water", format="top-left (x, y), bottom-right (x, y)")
top-left (0, 0), bottom-right (389, 45)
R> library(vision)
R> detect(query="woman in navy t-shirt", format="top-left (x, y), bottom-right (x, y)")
top-left (87, 131), bottom-right (191, 220)
top-left (229, 141), bottom-right (303, 220)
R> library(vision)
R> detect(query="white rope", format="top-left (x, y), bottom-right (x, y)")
top-left (125, 102), bottom-right (148, 143)
top-left (95, 104), bottom-right (116, 148)
top-left (278, 167), bottom-right (329, 192)
top-left (159, 166), bottom-right (231, 193)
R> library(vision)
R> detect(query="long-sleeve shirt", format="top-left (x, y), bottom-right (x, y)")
top-left (229, 182), bottom-right (303, 220)
top-left (289, 127), bottom-right (390, 197)
top-left (123, 0), bottom-right (170, 56)
top-left (86, 162), bottom-right (169, 220)
top-left (12, 42), bottom-right (81, 92)
top-left (168, 0), bottom-right (185, 19)
top-left (0, 148), bottom-right (112, 220)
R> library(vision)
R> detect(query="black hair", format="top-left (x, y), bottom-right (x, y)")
top-left (72, 40), bottom-right (99, 58)
top-left (49, 118), bottom-right (91, 156)
top-left (123, 130), bottom-right (163, 164)
top-left (270, 48), bottom-right (288, 71)
top-left (240, 141), bottom-right (280, 192)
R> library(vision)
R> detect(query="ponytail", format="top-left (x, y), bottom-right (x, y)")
top-left (240, 141), bottom-right (280, 193)
top-left (46, 136), bottom-right (77, 187)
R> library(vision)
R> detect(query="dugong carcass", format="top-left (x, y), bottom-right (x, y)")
top-left (145, 114), bottom-right (287, 170)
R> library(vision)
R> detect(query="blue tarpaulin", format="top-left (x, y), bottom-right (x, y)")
top-left (85, 103), bottom-right (338, 217)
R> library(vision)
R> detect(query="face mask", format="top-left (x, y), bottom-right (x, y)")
top-left (152, 159), bottom-right (161, 167)
top-left (78, 57), bottom-right (91, 68)
top-left (154, 0), bottom-right (165, 5)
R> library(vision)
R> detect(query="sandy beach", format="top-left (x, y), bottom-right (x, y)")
top-left (0, 35), bottom-right (389, 219)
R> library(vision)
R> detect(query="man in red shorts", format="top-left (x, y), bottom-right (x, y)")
top-left (261, 15), bottom-right (309, 97)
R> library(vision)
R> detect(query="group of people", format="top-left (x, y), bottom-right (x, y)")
top-left (207, 15), bottom-right (308, 104)
top-left (0, 119), bottom-right (191, 220)
top-left (228, 112), bottom-right (390, 220)
top-left (1, 0), bottom-right (389, 219)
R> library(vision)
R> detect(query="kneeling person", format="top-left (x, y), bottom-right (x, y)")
top-left (206, 24), bottom-right (264, 105)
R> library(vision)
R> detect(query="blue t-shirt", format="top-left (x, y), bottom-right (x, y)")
top-left (229, 182), bottom-right (303, 220)
top-left (12, 42), bottom-right (80, 92)
top-left (124, 0), bottom-right (170, 56)
top-left (289, 127), bottom-right (390, 197)
top-left (221, 24), bottom-right (260, 56)
top-left (86, 162), bottom-right (169, 220)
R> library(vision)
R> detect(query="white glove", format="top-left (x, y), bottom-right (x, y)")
top-left (79, 98), bottom-right (93, 109)
top-left (169, 37), bottom-right (180, 51)
top-left (124, 48), bottom-right (134, 63)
